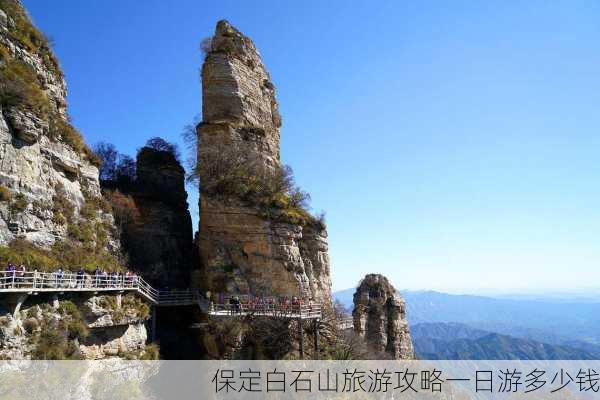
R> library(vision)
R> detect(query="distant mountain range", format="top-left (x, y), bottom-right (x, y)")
top-left (333, 288), bottom-right (600, 359)
top-left (412, 322), bottom-right (600, 360)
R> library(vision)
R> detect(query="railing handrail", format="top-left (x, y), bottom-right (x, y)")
top-left (0, 270), bottom-right (323, 318)
top-left (209, 302), bottom-right (322, 319)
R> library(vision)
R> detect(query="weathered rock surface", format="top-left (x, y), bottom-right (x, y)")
top-left (201, 20), bottom-right (281, 168)
top-left (197, 20), bottom-right (332, 304)
top-left (106, 147), bottom-right (194, 288)
top-left (0, 293), bottom-right (149, 360)
top-left (352, 274), bottom-right (414, 359)
top-left (0, 1), bottom-right (107, 247)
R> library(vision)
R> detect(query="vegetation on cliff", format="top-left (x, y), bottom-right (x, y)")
top-left (0, 295), bottom-right (154, 360)
top-left (27, 300), bottom-right (90, 360)
top-left (93, 137), bottom-right (193, 288)
top-left (1, 185), bottom-right (121, 273)
top-left (0, 173), bottom-right (126, 272)
top-left (0, 0), bottom-right (60, 77)
top-left (0, 237), bottom-right (125, 272)
top-left (188, 133), bottom-right (326, 229)
top-left (0, 0), bottom-right (99, 165)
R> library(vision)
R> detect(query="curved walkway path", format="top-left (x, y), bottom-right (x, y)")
top-left (0, 270), bottom-right (322, 320)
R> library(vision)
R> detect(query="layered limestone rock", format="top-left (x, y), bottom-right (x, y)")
top-left (0, 0), bottom-right (109, 247)
top-left (196, 21), bottom-right (332, 304)
top-left (0, 2), bottom-right (151, 360)
top-left (0, 293), bottom-right (150, 359)
top-left (352, 274), bottom-right (414, 359)
top-left (108, 147), bottom-right (194, 288)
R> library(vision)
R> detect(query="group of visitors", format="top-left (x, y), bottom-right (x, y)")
top-left (221, 294), bottom-right (315, 314)
top-left (2, 261), bottom-right (138, 289)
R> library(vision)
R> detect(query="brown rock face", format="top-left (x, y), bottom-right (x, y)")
top-left (201, 20), bottom-right (281, 168)
top-left (352, 274), bottom-right (414, 359)
top-left (196, 21), bottom-right (331, 304)
top-left (110, 147), bottom-right (193, 288)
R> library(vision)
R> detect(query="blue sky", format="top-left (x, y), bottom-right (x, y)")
top-left (24, 1), bottom-right (600, 293)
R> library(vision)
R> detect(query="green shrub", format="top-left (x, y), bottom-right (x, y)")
top-left (23, 317), bottom-right (38, 333)
top-left (0, 0), bottom-right (62, 77)
top-left (0, 21), bottom-right (101, 167)
top-left (98, 296), bottom-right (116, 311)
top-left (52, 190), bottom-right (74, 224)
top-left (67, 319), bottom-right (89, 339)
top-left (80, 200), bottom-right (98, 219)
top-left (67, 222), bottom-right (95, 243)
top-left (32, 199), bottom-right (52, 213)
top-left (10, 193), bottom-right (28, 213)
top-left (59, 301), bottom-right (80, 318)
top-left (122, 294), bottom-right (150, 319)
top-left (196, 142), bottom-right (321, 227)
top-left (0, 238), bottom-right (124, 273)
top-left (31, 328), bottom-right (67, 359)
top-left (51, 212), bottom-right (66, 226)
top-left (111, 309), bottom-right (125, 324)
top-left (0, 186), bottom-right (11, 202)
top-left (24, 306), bottom-right (38, 319)
top-left (141, 343), bottom-right (160, 360)
top-left (50, 239), bottom-right (125, 272)
top-left (0, 239), bottom-right (58, 270)
top-left (0, 54), bottom-right (51, 116)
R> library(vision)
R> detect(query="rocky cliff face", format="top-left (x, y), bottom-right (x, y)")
top-left (196, 20), bottom-right (332, 304)
top-left (0, 1), bottom-right (154, 360)
top-left (107, 147), bottom-right (194, 288)
top-left (352, 274), bottom-right (414, 359)
top-left (0, 293), bottom-right (151, 359)
top-left (0, 0), bottom-right (112, 248)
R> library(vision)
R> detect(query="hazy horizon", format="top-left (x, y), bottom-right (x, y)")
top-left (334, 284), bottom-right (600, 303)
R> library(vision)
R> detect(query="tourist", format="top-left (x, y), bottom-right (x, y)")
top-left (5, 262), bottom-right (15, 288)
top-left (100, 270), bottom-right (110, 287)
top-left (84, 272), bottom-right (92, 288)
top-left (94, 266), bottom-right (101, 287)
top-left (124, 271), bottom-right (131, 286)
top-left (32, 268), bottom-right (40, 288)
top-left (77, 267), bottom-right (85, 288)
top-left (228, 296), bottom-right (235, 315)
top-left (54, 267), bottom-right (63, 288)
top-left (17, 264), bottom-right (26, 287)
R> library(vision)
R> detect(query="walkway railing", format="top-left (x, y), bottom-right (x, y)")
top-left (337, 317), bottom-right (354, 330)
top-left (210, 303), bottom-right (322, 320)
top-left (0, 270), bottom-right (159, 303)
top-left (157, 290), bottom-right (197, 306)
top-left (0, 270), bottom-right (323, 319)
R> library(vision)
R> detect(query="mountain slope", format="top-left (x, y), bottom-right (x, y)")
top-left (412, 323), bottom-right (600, 360)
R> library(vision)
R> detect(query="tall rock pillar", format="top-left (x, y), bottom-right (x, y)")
top-left (196, 21), bottom-right (332, 305)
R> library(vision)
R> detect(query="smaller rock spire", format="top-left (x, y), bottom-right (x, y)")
top-left (352, 274), bottom-right (414, 359)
